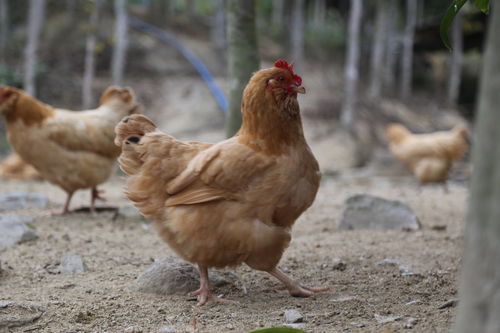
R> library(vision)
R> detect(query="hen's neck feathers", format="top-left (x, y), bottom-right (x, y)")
top-left (238, 74), bottom-right (305, 155)
top-left (5, 91), bottom-right (54, 126)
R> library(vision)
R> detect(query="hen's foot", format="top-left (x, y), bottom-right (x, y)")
top-left (269, 268), bottom-right (330, 297)
top-left (90, 187), bottom-right (107, 213)
top-left (190, 288), bottom-right (232, 306)
top-left (91, 188), bottom-right (107, 202)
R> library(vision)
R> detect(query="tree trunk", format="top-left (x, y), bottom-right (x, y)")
top-left (186, 0), bottom-right (195, 16)
top-left (290, 0), bottom-right (305, 74)
top-left (111, 0), bottom-right (128, 86)
top-left (383, 0), bottom-right (399, 95)
top-left (272, 0), bottom-right (285, 26)
top-left (447, 9), bottom-right (463, 106)
top-left (453, 2), bottom-right (500, 332)
top-left (66, 0), bottom-right (76, 21)
top-left (225, 0), bottom-right (260, 138)
top-left (312, 0), bottom-right (326, 28)
top-left (82, 0), bottom-right (101, 109)
top-left (147, 0), bottom-right (169, 27)
top-left (341, 0), bottom-right (362, 134)
top-left (211, 0), bottom-right (226, 70)
top-left (369, 0), bottom-right (389, 99)
top-left (399, 0), bottom-right (417, 99)
top-left (23, 0), bottom-right (46, 97)
top-left (369, 0), bottom-right (389, 98)
top-left (0, 0), bottom-right (8, 64)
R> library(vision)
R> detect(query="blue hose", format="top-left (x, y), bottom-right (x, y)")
top-left (128, 16), bottom-right (228, 114)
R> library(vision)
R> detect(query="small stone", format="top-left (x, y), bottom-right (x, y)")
top-left (0, 192), bottom-right (49, 211)
top-left (59, 253), bottom-right (87, 274)
top-left (284, 309), bottom-right (303, 323)
top-left (374, 313), bottom-right (403, 324)
top-left (377, 258), bottom-right (401, 267)
top-left (283, 323), bottom-right (306, 329)
top-left (158, 325), bottom-right (176, 333)
top-left (399, 265), bottom-right (419, 276)
top-left (437, 298), bottom-right (459, 309)
top-left (332, 258), bottom-right (347, 271)
top-left (331, 295), bottom-right (357, 302)
top-left (0, 215), bottom-right (38, 249)
top-left (226, 323), bottom-right (235, 330)
top-left (404, 317), bottom-right (418, 329)
top-left (125, 326), bottom-right (143, 333)
top-left (338, 194), bottom-right (421, 230)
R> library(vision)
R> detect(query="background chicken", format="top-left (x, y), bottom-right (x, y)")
top-left (0, 152), bottom-right (42, 181)
top-left (385, 123), bottom-right (469, 185)
top-left (0, 86), bottom-right (142, 214)
top-left (115, 60), bottom-right (327, 305)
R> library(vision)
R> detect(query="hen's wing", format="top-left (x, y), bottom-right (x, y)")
top-left (165, 139), bottom-right (276, 207)
top-left (44, 110), bottom-right (120, 158)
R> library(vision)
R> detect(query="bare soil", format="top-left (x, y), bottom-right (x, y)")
top-left (0, 170), bottom-right (467, 333)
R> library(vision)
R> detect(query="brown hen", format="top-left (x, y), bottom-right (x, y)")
top-left (0, 86), bottom-right (141, 214)
top-left (115, 60), bottom-right (327, 305)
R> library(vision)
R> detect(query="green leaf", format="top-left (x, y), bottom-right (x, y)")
top-left (440, 0), bottom-right (468, 51)
top-left (473, 0), bottom-right (489, 14)
top-left (247, 328), bottom-right (306, 333)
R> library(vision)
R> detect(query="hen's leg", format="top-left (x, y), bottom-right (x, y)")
top-left (268, 267), bottom-right (329, 297)
top-left (190, 264), bottom-right (231, 306)
top-left (90, 187), bottom-right (106, 213)
top-left (61, 192), bottom-right (74, 215)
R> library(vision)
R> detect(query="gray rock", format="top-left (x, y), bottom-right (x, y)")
top-left (338, 194), bottom-right (421, 230)
top-left (59, 253), bottom-right (87, 274)
top-left (284, 309), bottom-right (303, 323)
top-left (0, 192), bottom-right (49, 211)
top-left (0, 215), bottom-right (38, 249)
top-left (134, 258), bottom-right (230, 295)
top-left (0, 301), bottom-right (45, 329)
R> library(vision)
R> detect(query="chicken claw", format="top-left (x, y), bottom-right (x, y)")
top-left (191, 265), bottom-right (233, 306)
top-left (269, 268), bottom-right (330, 297)
top-left (90, 187), bottom-right (106, 213)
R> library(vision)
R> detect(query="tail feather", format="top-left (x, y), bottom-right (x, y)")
top-left (115, 114), bottom-right (158, 175)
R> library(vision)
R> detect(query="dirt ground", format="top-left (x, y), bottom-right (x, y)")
top-left (0, 168), bottom-right (467, 333)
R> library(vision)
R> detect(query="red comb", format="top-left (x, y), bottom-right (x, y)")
top-left (274, 59), bottom-right (302, 85)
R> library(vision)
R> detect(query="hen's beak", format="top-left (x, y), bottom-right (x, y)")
top-left (291, 84), bottom-right (306, 94)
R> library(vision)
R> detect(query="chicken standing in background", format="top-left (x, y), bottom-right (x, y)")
top-left (0, 153), bottom-right (42, 181)
top-left (0, 86), bottom-right (142, 214)
top-left (385, 123), bottom-right (469, 185)
top-left (115, 60), bottom-right (328, 305)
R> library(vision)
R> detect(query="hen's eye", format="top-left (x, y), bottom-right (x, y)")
top-left (278, 76), bottom-right (285, 82)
